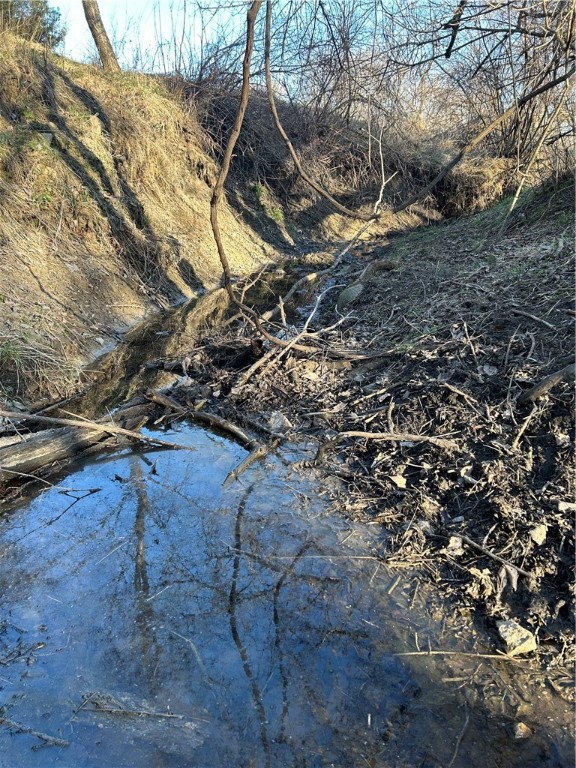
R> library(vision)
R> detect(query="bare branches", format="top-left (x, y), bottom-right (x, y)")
top-left (393, 64), bottom-right (575, 215)
top-left (264, 1), bottom-right (375, 222)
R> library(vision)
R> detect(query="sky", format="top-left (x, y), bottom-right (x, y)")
top-left (56, 1), bottom-right (155, 62)
top-left (54, 1), bottom-right (240, 71)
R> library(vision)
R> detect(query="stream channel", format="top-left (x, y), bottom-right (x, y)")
top-left (0, 288), bottom-right (573, 767)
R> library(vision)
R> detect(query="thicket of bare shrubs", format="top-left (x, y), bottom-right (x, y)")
top-left (160, 0), bottom-right (574, 221)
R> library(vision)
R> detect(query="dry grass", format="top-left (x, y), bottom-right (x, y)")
top-left (0, 34), bottom-right (274, 400)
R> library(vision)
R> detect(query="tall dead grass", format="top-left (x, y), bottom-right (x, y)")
top-left (0, 34), bottom-right (270, 399)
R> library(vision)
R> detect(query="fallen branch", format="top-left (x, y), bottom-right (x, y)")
top-left (337, 430), bottom-right (458, 450)
top-left (517, 362), bottom-right (575, 403)
top-left (144, 390), bottom-right (186, 414)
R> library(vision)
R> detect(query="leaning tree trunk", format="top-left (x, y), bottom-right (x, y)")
top-left (82, 0), bottom-right (120, 72)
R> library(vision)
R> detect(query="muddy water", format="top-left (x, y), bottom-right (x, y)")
top-left (0, 421), bottom-right (571, 767)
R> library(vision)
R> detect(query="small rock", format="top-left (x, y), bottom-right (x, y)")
top-left (497, 619), bottom-right (537, 656)
top-left (336, 282), bottom-right (364, 310)
top-left (513, 722), bottom-right (531, 739)
top-left (529, 523), bottom-right (547, 545)
top-left (268, 411), bottom-right (292, 433)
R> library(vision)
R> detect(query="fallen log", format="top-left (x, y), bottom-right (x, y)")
top-left (0, 402), bottom-right (190, 490)
top-left (0, 426), bottom-right (111, 487)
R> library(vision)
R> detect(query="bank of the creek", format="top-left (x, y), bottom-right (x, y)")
top-left (0, 420), bottom-right (572, 767)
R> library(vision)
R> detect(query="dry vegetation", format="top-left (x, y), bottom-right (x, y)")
top-left (0, 33), bottom-right (274, 400)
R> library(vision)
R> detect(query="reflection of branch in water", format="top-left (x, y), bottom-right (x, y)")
top-left (0, 716), bottom-right (69, 749)
top-left (273, 541), bottom-right (314, 742)
top-left (229, 484), bottom-right (271, 768)
top-left (131, 458), bottom-right (161, 691)
top-left (7, 487), bottom-right (100, 545)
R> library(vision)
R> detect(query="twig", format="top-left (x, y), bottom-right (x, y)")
top-left (79, 706), bottom-right (182, 719)
top-left (462, 322), bottom-right (479, 369)
top-left (0, 642), bottom-right (45, 666)
top-left (337, 430), bottom-right (458, 450)
top-left (169, 630), bottom-right (209, 679)
top-left (392, 650), bottom-right (525, 663)
top-left (511, 308), bottom-right (556, 330)
top-left (511, 404), bottom-right (537, 450)
top-left (455, 532), bottom-right (532, 578)
top-left (448, 708), bottom-right (470, 768)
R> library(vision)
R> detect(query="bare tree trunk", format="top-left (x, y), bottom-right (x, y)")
top-left (82, 0), bottom-right (120, 72)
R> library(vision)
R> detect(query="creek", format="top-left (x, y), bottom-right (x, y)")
top-left (0, 289), bottom-right (572, 767)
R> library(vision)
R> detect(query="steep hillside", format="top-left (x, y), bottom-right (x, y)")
top-left (0, 35), bottom-right (276, 400)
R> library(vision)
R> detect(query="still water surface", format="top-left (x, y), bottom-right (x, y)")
top-left (0, 423), bottom-right (570, 766)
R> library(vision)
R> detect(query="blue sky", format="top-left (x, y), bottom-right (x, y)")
top-left (54, 1), bottom-right (240, 71)
top-left (56, 1), bottom-right (155, 61)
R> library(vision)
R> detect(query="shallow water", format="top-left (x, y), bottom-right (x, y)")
top-left (0, 423), bottom-right (571, 767)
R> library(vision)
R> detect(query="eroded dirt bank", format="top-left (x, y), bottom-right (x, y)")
top-left (0, 34), bottom-right (286, 401)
